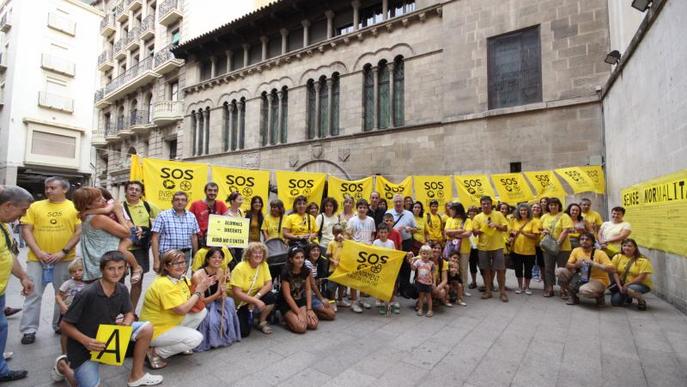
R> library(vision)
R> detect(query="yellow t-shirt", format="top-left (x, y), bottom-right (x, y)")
top-left (0, 224), bottom-right (13, 295)
top-left (413, 216), bottom-right (426, 243)
top-left (511, 218), bottom-right (541, 256)
top-left (125, 200), bottom-right (160, 228)
top-left (472, 212), bottom-right (508, 251)
top-left (326, 239), bottom-right (343, 273)
top-left (582, 210), bottom-right (603, 227)
top-left (283, 213), bottom-right (318, 237)
top-left (140, 276), bottom-right (191, 339)
top-left (229, 261), bottom-right (271, 305)
top-left (21, 200), bottom-right (80, 262)
top-left (433, 259), bottom-right (449, 285)
top-left (426, 213), bottom-right (444, 242)
top-left (261, 214), bottom-right (284, 240)
top-left (611, 254), bottom-right (653, 288)
top-left (444, 217), bottom-right (473, 254)
top-left (191, 247), bottom-right (233, 272)
top-left (540, 213), bottom-right (574, 252)
top-left (567, 247), bottom-right (612, 286)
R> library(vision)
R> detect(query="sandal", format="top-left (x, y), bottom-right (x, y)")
top-left (500, 293), bottom-right (509, 303)
top-left (50, 354), bottom-right (68, 382)
top-left (131, 268), bottom-right (143, 284)
top-left (426, 311), bottom-right (434, 318)
top-left (416, 310), bottom-right (424, 316)
top-left (543, 290), bottom-right (553, 298)
top-left (145, 349), bottom-right (167, 370)
top-left (256, 320), bottom-right (273, 335)
top-left (128, 372), bottom-right (164, 387)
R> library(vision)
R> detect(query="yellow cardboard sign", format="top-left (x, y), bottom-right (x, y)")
top-left (490, 173), bottom-right (534, 205)
top-left (207, 215), bottom-right (250, 248)
top-left (142, 158), bottom-right (208, 209)
top-left (275, 171), bottom-right (326, 211)
top-left (375, 176), bottom-right (413, 202)
top-left (454, 175), bottom-right (496, 208)
top-left (211, 166), bottom-right (270, 213)
top-left (328, 240), bottom-right (407, 302)
top-left (413, 176), bottom-right (453, 212)
top-left (328, 176), bottom-right (374, 208)
top-left (90, 324), bottom-right (132, 366)
top-left (621, 169), bottom-right (687, 256)
top-left (129, 154), bottom-right (144, 182)
top-left (555, 167), bottom-right (595, 194)
top-left (523, 170), bottom-right (567, 201)
top-left (579, 165), bottom-right (606, 194)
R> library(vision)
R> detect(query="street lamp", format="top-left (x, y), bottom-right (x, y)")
top-left (604, 50), bottom-right (621, 65)
top-left (631, 0), bottom-right (652, 12)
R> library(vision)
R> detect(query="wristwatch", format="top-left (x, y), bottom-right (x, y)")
top-left (193, 291), bottom-right (203, 298)
top-left (61, 247), bottom-right (71, 255)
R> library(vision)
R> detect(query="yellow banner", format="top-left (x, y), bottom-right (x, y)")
top-left (129, 154), bottom-right (143, 182)
top-left (375, 176), bottom-right (413, 202)
top-left (621, 169), bottom-right (687, 256)
top-left (523, 170), bottom-right (567, 201)
top-left (413, 176), bottom-right (453, 212)
top-left (142, 158), bottom-right (208, 209)
top-left (579, 165), bottom-right (606, 194)
top-left (207, 215), bottom-right (250, 248)
top-left (328, 176), bottom-right (374, 207)
top-left (454, 175), bottom-right (496, 208)
top-left (211, 166), bottom-right (270, 213)
top-left (328, 240), bottom-right (407, 302)
top-left (275, 171), bottom-right (326, 211)
top-left (90, 324), bottom-right (132, 366)
top-left (490, 173), bottom-right (534, 205)
top-left (555, 167), bottom-right (595, 193)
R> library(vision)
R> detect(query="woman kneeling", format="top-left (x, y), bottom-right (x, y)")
top-left (279, 246), bottom-right (318, 333)
top-left (610, 239), bottom-right (653, 311)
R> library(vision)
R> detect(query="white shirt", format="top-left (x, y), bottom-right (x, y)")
top-left (346, 216), bottom-right (376, 244)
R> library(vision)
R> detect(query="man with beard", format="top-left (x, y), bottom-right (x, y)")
top-left (189, 183), bottom-right (227, 247)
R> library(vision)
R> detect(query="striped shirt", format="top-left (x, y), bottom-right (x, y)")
top-left (152, 209), bottom-right (200, 253)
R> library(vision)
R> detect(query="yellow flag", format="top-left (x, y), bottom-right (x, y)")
top-left (454, 175), bottom-right (496, 208)
top-left (579, 165), bottom-right (606, 194)
top-left (375, 176), bottom-right (413, 202)
top-left (211, 166), bottom-right (270, 213)
top-left (555, 167), bottom-right (595, 193)
top-left (328, 240), bottom-right (407, 302)
top-left (490, 173), bottom-right (534, 205)
top-left (90, 324), bottom-right (132, 366)
top-left (328, 176), bottom-right (373, 208)
top-left (523, 170), bottom-right (567, 200)
top-left (142, 158), bottom-right (208, 209)
top-left (413, 176), bottom-right (453, 212)
top-left (129, 154), bottom-right (144, 182)
top-left (275, 171), bottom-right (326, 211)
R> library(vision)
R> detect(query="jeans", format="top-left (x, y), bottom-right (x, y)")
top-left (543, 250), bottom-right (570, 289)
top-left (20, 260), bottom-right (71, 333)
top-left (0, 294), bottom-right (10, 376)
top-left (611, 284), bottom-right (650, 306)
top-left (150, 309), bottom-right (206, 359)
top-left (74, 360), bottom-right (100, 387)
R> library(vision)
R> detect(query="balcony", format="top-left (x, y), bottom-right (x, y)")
top-left (125, 25), bottom-right (140, 51)
top-left (130, 110), bottom-right (154, 134)
top-left (115, 2), bottom-right (128, 22)
top-left (116, 116), bottom-right (133, 138)
top-left (100, 14), bottom-right (115, 37)
top-left (153, 43), bottom-right (183, 75)
top-left (0, 13), bottom-right (11, 32)
top-left (41, 53), bottom-right (75, 77)
top-left (38, 91), bottom-right (74, 113)
top-left (97, 50), bottom-right (113, 71)
top-left (105, 123), bottom-right (119, 141)
top-left (153, 100), bottom-right (183, 125)
top-left (0, 52), bottom-right (6, 73)
top-left (126, 0), bottom-right (142, 12)
top-left (113, 38), bottom-right (126, 60)
top-left (139, 15), bottom-right (155, 41)
top-left (94, 56), bottom-right (158, 107)
top-left (158, 0), bottom-right (182, 27)
top-left (92, 130), bottom-right (107, 146)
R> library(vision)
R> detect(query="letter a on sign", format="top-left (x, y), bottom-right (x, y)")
top-left (90, 324), bottom-right (132, 366)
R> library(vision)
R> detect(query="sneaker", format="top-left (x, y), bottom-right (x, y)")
top-left (352, 302), bottom-right (363, 313)
top-left (128, 372), bottom-right (164, 386)
top-left (0, 370), bottom-right (27, 382)
top-left (392, 302), bottom-right (401, 315)
top-left (464, 291), bottom-right (472, 297)
top-left (378, 303), bottom-right (387, 315)
top-left (458, 300), bottom-right (467, 306)
top-left (337, 299), bottom-right (351, 308)
top-left (3, 352), bottom-right (12, 360)
top-left (20, 333), bottom-right (35, 345)
top-left (515, 288), bottom-right (522, 294)
top-left (637, 299), bottom-right (647, 311)
top-left (525, 288), bottom-right (533, 295)
top-left (361, 299), bottom-right (372, 309)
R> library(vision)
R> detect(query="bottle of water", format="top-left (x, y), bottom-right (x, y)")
top-left (42, 263), bottom-right (54, 285)
top-left (580, 260), bottom-right (592, 283)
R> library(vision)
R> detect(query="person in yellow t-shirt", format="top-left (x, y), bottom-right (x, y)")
top-left (443, 202), bottom-right (473, 294)
top-left (20, 177), bottom-right (81, 343)
top-left (471, 196), bottom-right (509, 302)
top-left (411, 202), bottom-right (427, 251)
top-left (509, 204), bottom-right (541, 295)
top-left (141, 249), bottom-right (213, 365)
top-left (556, 232), bottom-right (614, 306)
top-left (580, 198), bottom-right (603, 233)
top-left (425, 200), bottom-right (444, 244)
top-left (282, 196), bottom-right (319, 246)
top-left (539, 197), bottom-right (574, 298)
top-left (326, 225), bottom-right (348, 308)
top-left (610, 239), bottom-right (653, 310)
top-left (262, 199), bottom-right (285, 241)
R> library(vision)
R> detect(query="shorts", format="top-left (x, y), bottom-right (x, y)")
top-left (416, 282), bottom-right (433, 294)
top-left (447, 274), bottom-right (462, 285)
top-left (311, 295), bottom-right (324, 310)
top-left (131, 248), bottom-right (151, 273)
top-left (278, 296), bottom-right (306, 315)
top-left (478, 249), bottom-right (505, 271)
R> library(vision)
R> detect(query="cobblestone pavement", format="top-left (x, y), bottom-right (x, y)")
top-left (3, 267), bottom-right (686, 387)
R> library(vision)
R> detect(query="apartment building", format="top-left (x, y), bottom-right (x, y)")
top-left (0, 0), bottom-right (102, 193)
top-left (91, 0), bottom-right (260, 198)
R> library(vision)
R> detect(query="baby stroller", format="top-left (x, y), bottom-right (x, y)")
top-left (265, 238), bottom-right (289, 289)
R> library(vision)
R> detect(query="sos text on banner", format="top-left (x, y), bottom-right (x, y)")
top-left (207, 214), bottom-right (250, 248)
top-left (490, 173), bottom-right (534, 205)
top-left (275, 171), bottom-right (326, 211)
top-left (579, 165), bottom-right (606, 194)
top-left (142, 158), bottom-right (208, 210)
top-left (454, 175), bottom-right (496, 208)
top-left (555, 167), bottom-right (596, 194)
top-left (375, 176), bottom-right (413, 202)
top-left (328, 176), bottom-right (374, 208)
top-left (211, 166), bottom-right (270, 213)
top-left (413, 176), bottom-right (453, 212)
top-left (523, 170), bottom-right (567, 201)
top-left (90, 324), bottom-right (132, 366)
top-left (328, 240), bottom-right (407, 302)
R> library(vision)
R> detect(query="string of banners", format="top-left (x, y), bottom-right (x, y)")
top-left (129, 155), bottom-right (606, 211)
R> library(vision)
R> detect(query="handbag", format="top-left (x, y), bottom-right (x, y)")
top-left (608, 255), bottom-right (635, 293)
top-left (540, 215), bottom-right (562, 255)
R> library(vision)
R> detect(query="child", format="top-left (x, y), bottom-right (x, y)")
top-left (279, 246), bottom-right (318, 333)
top-left (304, 244), bottom-right (336, 320)
top-left (447, 252), bottom-right (467, 306)
top-left (373, 223), bottom-right (398, 315)
top-left (412, 245), bottom-right (435, 317)
top-left (326, 225), bottom-right (349, 308)
top-left (383, 213), bottom-right (402, 250)
top-left (345, 199), bottom-right (376, 313)
top-left (55, 259), bottom-right (86, 355)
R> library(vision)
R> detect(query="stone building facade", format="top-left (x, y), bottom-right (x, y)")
top-left (170, 0), bottom-right (611, 182)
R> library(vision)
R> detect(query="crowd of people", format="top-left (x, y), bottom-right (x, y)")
top-left (0, 177), bottom-right (653, 385)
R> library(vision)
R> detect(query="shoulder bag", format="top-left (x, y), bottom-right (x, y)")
top-left (540, 215), bottom-right (562, 255)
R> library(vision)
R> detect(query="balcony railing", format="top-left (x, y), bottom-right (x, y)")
top-left (126, 0), bottom-right (142, 11)
top-left (0, 13), bottom-right (11, 32)
top-left (159, 0), bottom-right (182, 26)
top-left (38, 91), bottom-right (74, 113)
top-left (113, 38), bottom-right (125, 56)
top-left (139, 14), bottom-right (155, 40)
top-left (115, 2), bottom-right (127, 22)
top-left (100, 13), bottom-right (115, 35)
top-left (153, 100), bottom-right (183, 124)
top-left (153, 43), bottom-right (183, 75)
top-left (98, 50), bottom-right (112, 66)
top-left (105, 56), bottom-right (153, 94)
top-left (126, 25), bottom-right (141, 49)
top-left (94, 89), bottom-right (104, 103)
